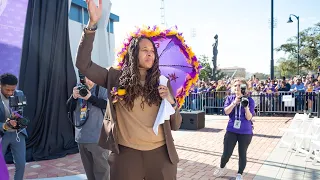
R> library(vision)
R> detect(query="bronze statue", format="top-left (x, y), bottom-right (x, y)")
top-left (212, 34), bottom-right (218, 80)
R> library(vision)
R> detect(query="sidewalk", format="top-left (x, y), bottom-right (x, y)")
top-left (255, 138), bottom-right (320, 180)
top-left (8, 115), bottom-right (313, 179)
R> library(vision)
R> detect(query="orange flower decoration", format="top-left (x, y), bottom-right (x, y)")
top-left (110, 87), bottom-right (126, 103)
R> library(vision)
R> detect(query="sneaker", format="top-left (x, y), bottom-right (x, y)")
top-left (213, 166), bottom-right (225, 177)
top-left (235, 173), bottom-right (243, 180)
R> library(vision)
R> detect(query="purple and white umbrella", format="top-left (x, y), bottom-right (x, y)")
top-left (116, 26), bottom-right (201, 108)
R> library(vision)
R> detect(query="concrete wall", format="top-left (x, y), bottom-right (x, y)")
top-left (68, 20), bottom-right (116, 68)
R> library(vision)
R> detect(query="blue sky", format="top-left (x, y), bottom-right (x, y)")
top-left (111, 0), bottom-right (320, 74)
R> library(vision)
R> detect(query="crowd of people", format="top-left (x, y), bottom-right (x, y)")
top-left (187, 74), bottom-right (320, 114)
top-left (1, 0), bottom-right (318, 179)
top-left (192, 74), bottom-right (320, 95)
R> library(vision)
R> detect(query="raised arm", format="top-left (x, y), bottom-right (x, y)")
top-left (76, 0), bottom-right (108, 88)
top-left (76, 31), bottom-right (108, 88)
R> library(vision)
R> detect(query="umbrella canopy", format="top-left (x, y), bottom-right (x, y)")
top-left (115, 26), bottom-right (201, 108)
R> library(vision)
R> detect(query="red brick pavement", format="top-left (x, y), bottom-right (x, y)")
top-left (7, 116), bottom-right (291, 179)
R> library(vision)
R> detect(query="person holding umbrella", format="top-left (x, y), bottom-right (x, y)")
top-left (76, 0), bottom-right (182, 179)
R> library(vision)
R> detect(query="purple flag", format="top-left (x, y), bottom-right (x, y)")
top-left (0, 0), bottom-right (28, 77)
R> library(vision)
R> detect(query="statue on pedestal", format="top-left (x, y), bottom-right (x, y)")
top-left (212, 34), bottom-right (218, 81)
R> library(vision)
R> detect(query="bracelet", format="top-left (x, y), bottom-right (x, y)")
top-left (84, 24), bottom-right (98, 32)
top-left (2, 124), bottom-right (8, 131)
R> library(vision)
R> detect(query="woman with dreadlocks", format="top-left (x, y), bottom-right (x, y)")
top-left (76, 0), bottom-right (182, 179)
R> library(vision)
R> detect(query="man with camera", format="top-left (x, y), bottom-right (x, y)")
top-left (0, 73), bottom-right (27, 180)
top-left (66, 73), bottom-right (109, 180)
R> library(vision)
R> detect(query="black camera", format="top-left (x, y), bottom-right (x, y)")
top-left (78, 71), bottom-right (88, 97)
top-left (240, 84), bottom-right (249, 107)
top-left (8, 91), bottom-right (29, 129)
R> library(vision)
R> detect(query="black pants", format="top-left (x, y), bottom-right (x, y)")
top-left (220, 131), bottom-right (253, 174)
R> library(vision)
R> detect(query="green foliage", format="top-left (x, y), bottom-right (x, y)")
top-left (198, 55), bottom-right (226, 81)
top-left (252, 72), bottom-right (269, 80)
top-left (215, 69), bottom-right (226, 80)
top-left (276, 58), bottom-right (297, 77)
top-left (276, 22), bottom-right (320, 76)
top-left (198, 55), bottom-right (212, 81)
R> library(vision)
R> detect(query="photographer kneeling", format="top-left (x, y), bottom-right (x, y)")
top-left (214, 79), bottom-right (255, 180)
top-left (67, 73), bottom-right (109, 180)
top-left (0, 73), bottom-right (28, 180)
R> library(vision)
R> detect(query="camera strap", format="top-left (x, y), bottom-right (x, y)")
top-left (95, 85), bottom-right (105, 116)
top-left (234, 103), bottom-right (242, 120)
top-left (15, 129), bottom-right (23, 142)
top-left (1, 97), bottom-right (11, 118)
top-left (95, 85), bottom-right (100, 98)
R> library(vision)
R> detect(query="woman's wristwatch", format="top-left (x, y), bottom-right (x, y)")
top-left (84, 24), bottom-right (98, 32)
top-left (170, 97), bottom-right (177, 108)
top-left (171, 100), bottom-right (177, 108)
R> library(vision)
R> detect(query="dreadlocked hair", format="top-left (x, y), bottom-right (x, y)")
top-left (118, 36), bottom-right (162, 110)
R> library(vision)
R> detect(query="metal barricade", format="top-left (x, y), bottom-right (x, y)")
top-left (256, 91), bottom-right (319, 116)
top-left (181, 91), bottom-right (320, 116)
top-left (182, 92), bottom-right (206, 111)
top-left (204, 91), bottom-right (227, 115)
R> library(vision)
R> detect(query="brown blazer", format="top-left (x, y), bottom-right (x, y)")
top-left (75, 31), bottom-right (182, 164)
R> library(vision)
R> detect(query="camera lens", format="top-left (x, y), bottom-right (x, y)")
top-left (79, 88), bottom-right (88, 97)
top-left (241, 97), bottom-right (249, 107)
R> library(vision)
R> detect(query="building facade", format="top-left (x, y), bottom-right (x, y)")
top-left (218, 66), bottom-right (246, 78)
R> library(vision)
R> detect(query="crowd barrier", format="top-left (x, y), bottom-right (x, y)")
top-left (181, 91), bottom-right (320, 117)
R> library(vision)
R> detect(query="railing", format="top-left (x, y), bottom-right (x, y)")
top-left (181, 91), bottom-right (320, 117)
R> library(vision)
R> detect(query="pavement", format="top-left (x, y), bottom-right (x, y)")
top-left (6, 115), bottom-right (320, 179)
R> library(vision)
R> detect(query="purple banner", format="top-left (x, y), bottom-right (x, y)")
top-left (0, 0), bottom-right (28, 77)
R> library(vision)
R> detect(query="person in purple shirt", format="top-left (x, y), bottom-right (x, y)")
top-left (0, 138), bottom-right (9, 180)
top-left (214, 79), bottom-right (255, 180)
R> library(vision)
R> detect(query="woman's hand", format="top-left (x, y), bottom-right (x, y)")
top-left (158, 85), bottom-right (175, 104)
top-left (234, 95), bottom-right (241, 105)
top-left (86, 0), bottom-right (103, 25)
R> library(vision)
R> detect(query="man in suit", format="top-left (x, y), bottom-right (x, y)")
top-left (0, 73), bottom-right (27, 180)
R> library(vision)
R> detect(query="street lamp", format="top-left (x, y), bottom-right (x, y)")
top-left (270, 0), bottom-right (274, 80)
top-left (287, 14), bottom-right (300, 75)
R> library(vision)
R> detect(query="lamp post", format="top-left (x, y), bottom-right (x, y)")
top-left (287, 14), bottom-right (300, 75)
top-left (270, 0), bottom-right (274, 80)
